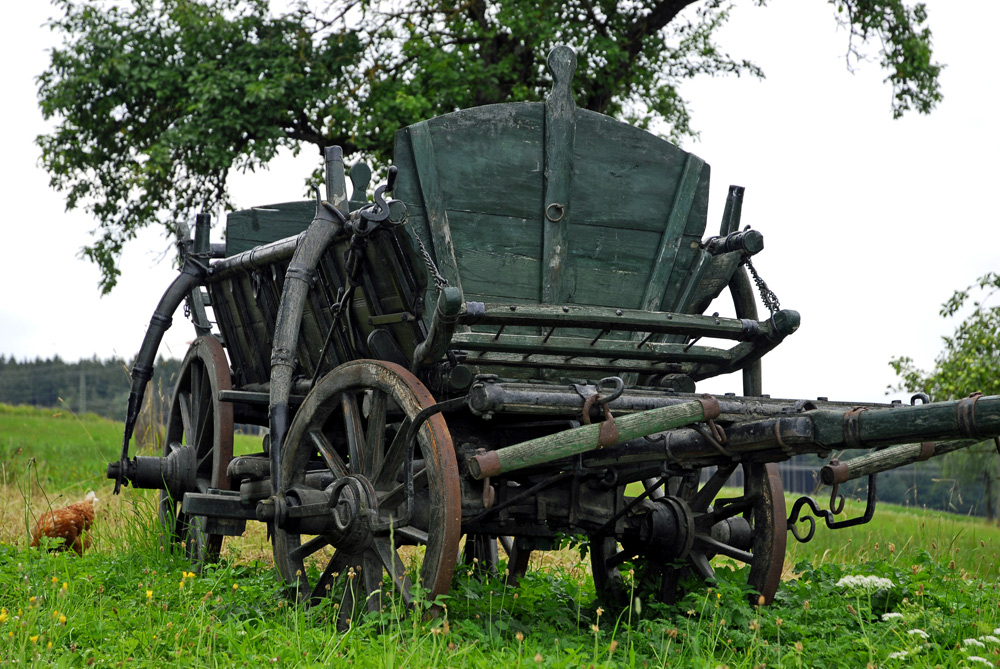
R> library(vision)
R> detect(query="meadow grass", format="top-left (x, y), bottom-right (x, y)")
top-left (3, 404), bottom-right (1000, 667)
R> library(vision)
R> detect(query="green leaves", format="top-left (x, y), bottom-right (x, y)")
top-left (38, 0), bottom-right (945, 292)
top-left (828, 0), bottom-right (943, 118)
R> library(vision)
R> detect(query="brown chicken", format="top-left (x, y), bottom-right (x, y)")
top-left (30, 491), bottom-right (99, 555)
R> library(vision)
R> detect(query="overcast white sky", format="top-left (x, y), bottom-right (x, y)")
top-left (0, 1), bottom-right (996, 405)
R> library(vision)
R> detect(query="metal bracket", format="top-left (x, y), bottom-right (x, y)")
top-left (786, 473), bottom-right (878, 543)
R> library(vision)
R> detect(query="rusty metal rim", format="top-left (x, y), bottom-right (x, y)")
top-left (274, 359), bottom-right (461, 614)
top-left (746, 462), bottom-right (787, 605)
top-left (161, 336), bottom-right (235, 565)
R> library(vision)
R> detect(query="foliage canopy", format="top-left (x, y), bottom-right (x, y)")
top-left (37, 0), bottom-right (943, 292)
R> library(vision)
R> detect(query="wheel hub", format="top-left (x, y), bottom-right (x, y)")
top-left (638, 496), bottom-right (696, 560)
top-left (266, 476), bottom-right (379, 553)
top-left (326, 477), bottom-right (378, 553)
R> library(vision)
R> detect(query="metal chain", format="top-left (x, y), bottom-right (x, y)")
top-left (408, 226), bottom-right (451, 290)
top-left (741, 256), bottom-right (781, 314)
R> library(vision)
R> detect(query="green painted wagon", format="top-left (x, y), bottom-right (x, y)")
top-left (108, 47), bottom-right (1000, 621)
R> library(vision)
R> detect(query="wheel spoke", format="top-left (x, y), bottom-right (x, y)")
top-left (373, 417), bottom-right (412, 490)
top-left (310, 550), bottom-right (353, 603)
top-left (363, 390), bottom-right (387, 478)
top-left (373, 537), bottom-right (413, 606)
top-left (687, 550), bottom-right (716, 581)
top-left (309, 430), bottom-right (349, 478)
top-left (378, 467), bottom-right (427, 509)
top-left (688, 464), bottom-right (737, 512)
top-left (195, 365), bottom-right (214, 456)
top-left (342, 394), bottom-right (366, 474)
top-left (362, 553), bottom-right (384, 612)
top-left (694, 533), bottom-right (753, 564)
top-left (178, 392), bottom-right (193, 445)
top-left (694, 496), bottom-right (754, 529)
top-left (392, 525), bottom-right (428, 545)
top-left (188, 365), bottom-right (201, 444)
top-left (290, 534), bottom-right (331, 563)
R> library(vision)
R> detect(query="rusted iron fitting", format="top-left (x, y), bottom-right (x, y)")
top-left (468, 450), bottom-right (501, 480)
top-left (698, 396), bottom-right (721, 422)
top-left (917, 442), bottom-right (936, 462)
top-left (819, 459), bottom-right (850, 486)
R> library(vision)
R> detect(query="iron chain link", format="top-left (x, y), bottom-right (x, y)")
top-left (741, 256), bottom-right (781, 315)
top-left (409, 226), bottom-right (451, 290)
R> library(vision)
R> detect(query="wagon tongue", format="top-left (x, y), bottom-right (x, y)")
top-left (468, 396), bottom-right (721, 479)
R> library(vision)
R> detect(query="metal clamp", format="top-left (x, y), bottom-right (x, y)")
top-left (843, 407), bottom-right (868, 449)
top-left (577, 377), bottom-right (624, 448)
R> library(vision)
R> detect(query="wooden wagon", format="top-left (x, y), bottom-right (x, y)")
top-left (107, 47), bottom-right (1000, 621)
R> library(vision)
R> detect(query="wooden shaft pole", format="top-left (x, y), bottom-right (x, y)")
top-left (821, 439), bottom-right (980, 485)
top-left (468, 397), bottom-right (719, 479)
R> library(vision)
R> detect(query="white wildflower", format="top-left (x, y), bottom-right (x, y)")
top-left (963, 638), bottom-right (987, 648)
top-left (887, 650), bottom-right (909, 660)
top-left (881, 612), bottom-right (904, 621)
top-left (907, 629), bottom-right (930, 639)
top-left (994, 628), bottom-right (1000, 635)
top-left (967, 656), bottom-right (991, 665)
top-left (834, 575), bottom-right (894, 592)
top-left (979, 636), bottom-right (1000, 644)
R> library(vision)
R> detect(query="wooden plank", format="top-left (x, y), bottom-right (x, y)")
top-left (640, 153), bottom-right (705, 313)
top-left (225, 201), bottom-right (314, 256)
top-left (683, 252), bottom-right (743, 316)
top-left (452, 331), bottom-right (733, 363)
top-left (399, 104), bottom-right (545, 222)
top-left (553, 223), bottom-right (661, 308)
top-left (569, 111), bottom-right (698, 233)
top-left (406, 122), bottom-right (464, 296)
top-left (542, 46), bottom-right (578, 304)
top-left (448, 211), bottom-right (541, 302)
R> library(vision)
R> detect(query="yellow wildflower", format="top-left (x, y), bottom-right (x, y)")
top-left (232, 583), bottom-right (239, 590)
top-left (59, 615), bottom-right (67, 625)
top-left (30, 635), bottom-right (39, 644)
top-left (146, 590), bottom-right (153, 600)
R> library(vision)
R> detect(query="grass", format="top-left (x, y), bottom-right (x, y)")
top-left (3, 403), bottom-right (1000, 666)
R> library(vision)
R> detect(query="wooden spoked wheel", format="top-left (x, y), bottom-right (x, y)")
top-left (161, 336), bottom-right (234, 566)
top-left (273, 360), bottom-right (461, 623)
top-left (591, 462), bottom-right (786, 607)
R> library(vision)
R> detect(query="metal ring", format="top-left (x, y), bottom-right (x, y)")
top-left (596, 377), bottom-right (625, 405)
top-left (545, 202), bottom-right (565, 222)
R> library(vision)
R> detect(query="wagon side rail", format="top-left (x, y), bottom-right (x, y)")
top-left (412, 292), bottom-right (800, 380)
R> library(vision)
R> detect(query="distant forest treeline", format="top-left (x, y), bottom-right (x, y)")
top-left (0, 355), bottom-right (182, 421)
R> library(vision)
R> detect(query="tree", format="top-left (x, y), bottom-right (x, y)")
top-left (890, 273), bottom-right (1000, 522)
top-left (37, 0), bottom-right (943, 293)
